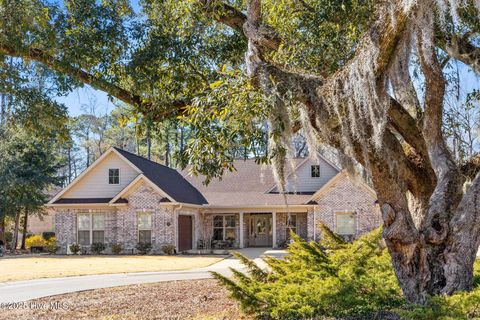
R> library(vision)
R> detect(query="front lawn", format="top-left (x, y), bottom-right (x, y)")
top-left (0, 279), bottom-right (249, 320)
top-left (0, 255), bottom-right (224, 282)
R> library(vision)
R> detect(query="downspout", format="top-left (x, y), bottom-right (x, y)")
top-left (313, 207), bottom-right (317, 242)
top-left (173, 204), bottom-right (183, 252)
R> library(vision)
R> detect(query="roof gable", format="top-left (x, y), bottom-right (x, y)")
top-left (113, 148), bottom-right (207, 205)
top-left (49, 149), bottom-right (141, 204)
top-left (50, 147), bottom-right (207, 206)
top-left (109, 174), bottom-right (174, 204)
top-left (308, 171), bottom-right (377, 203)
top-left (269, 156), bottom-right (340, 193)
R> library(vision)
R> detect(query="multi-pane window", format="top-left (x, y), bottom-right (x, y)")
top-left (108, 168), bottom-right (120, 184)
top-left (213, 215), bottom-right (236, 241)
top-left (78, 214), bottom-right (91, 245)
top-left (335, 212), bottom-right (356, 235)
top-left (137, 212), bottom-right (152, 244)
top-left (311, 165), bottom-right (320, 178)
top-left (78, 214), bottom-right (105, 245)
top-left (225, 216), bottom-right (236, 241)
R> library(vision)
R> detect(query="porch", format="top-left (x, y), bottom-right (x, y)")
top-left (197, 211), bottom-right (308, 249)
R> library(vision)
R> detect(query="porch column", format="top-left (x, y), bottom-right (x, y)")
top-left (272, 212), bottom-right (277, 248)
top-left (239, 212), bottom-right (244, 248)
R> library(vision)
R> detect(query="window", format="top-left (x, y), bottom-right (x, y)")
top-left (311, 165), bottom-right (320, 178)
top-left (109, 168), bottom-right (120, 184)
top-left (335, 212), bottom-right (356, 235)
top-left (77, 214), bottom-right (105, 245)
top-left (137, 212), bottom-right (152, 244)
top-left (78, 214), bottom-right (91, 245)
top-left (213, 215), bottom-right (236, 241)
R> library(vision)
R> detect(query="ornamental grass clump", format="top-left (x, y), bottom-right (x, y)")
top-left (212, 225), bottom-right (404, 319)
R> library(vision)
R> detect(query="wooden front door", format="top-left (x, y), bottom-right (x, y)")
top-left (178, 215), bottom-right (193, 252)
top-left (249, 214), bottom-right (272, 247)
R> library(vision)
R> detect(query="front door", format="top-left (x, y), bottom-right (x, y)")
top-left (178, 215), bottom-right (193, 252)
top-left (249, 214), bottom-right (272, 247)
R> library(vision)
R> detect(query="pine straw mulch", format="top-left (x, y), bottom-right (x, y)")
top-left (0, 279), bottom-right (251, 320)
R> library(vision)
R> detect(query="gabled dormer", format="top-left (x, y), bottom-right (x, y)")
top-left (268, 156), bottom-right (340, 194)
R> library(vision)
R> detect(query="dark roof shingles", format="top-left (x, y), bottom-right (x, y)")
top-left (114, 148), bottom-right (208, 205)
top-left (54, 198), bottom-right (113, 204)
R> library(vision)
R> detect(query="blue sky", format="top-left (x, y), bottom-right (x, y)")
top-left (58, 62), bottom-right (480, 118)
top-left (51, 0), bottom-right (141, 116)
top-left (51, 0), bottom-right (480, 118)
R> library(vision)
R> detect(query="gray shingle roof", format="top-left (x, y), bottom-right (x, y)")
top-left (180, 159), bottom-right (313, 206)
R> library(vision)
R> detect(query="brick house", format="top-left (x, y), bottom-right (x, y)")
top-left (47, 147), bottom-right (381, 254)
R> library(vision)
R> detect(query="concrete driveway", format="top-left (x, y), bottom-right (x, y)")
top-left (0, 248), bottom-right (286, 303)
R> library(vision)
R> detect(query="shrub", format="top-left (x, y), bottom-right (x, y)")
top-left (398, 263), bottom-right (480, 320)
top-left (42, 232), bottom-right (55, 241)
top-left (46, 243), bottom-right (59, 254)
top-left (212, 226), bottom-right (404, 319)
top-left (69, 243), bottom-right (80, 255)
top-left (91, 242), bottom-right (106, 254)
top-left (136, 242), bottom-right (152, 255)
top-left (25, 235), bottom-right (46, 248)
top-left (43, 237), bottom-right (58, 254)
top-left (161, 244), bottom-right (176, 255)
top-left (111, 243), bottom-right (123, 255)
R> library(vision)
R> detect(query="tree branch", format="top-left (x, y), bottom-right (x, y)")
top-left (443, 170), bottom-right (480, 293)
top-left (0, 43), bottom-right (143, 108)
top-left (416, 23), bottom-right (464, 246)
top-left (445, 33), bottom-right (480, 74)
top-left (198, 0), bottom-right (247, 35)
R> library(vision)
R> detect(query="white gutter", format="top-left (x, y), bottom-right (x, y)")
top-left (173, 204), bottom-right (183, 251)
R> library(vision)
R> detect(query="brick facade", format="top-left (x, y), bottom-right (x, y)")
top-left (54, 184), bottom-right (179, 254)
top-left (55, 208), bottom-right (116, 254)
top-left (275, 212), bottom-right (308, 247)
top-left (116, 184), bottom-right (176, 254)
top-left (308, 174), bottom-right (381, 241)
top-left (54, 175), bottom-right (380, 254)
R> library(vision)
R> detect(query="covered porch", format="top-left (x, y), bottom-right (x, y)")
top-left (197, 208), bottom-right (309, 249)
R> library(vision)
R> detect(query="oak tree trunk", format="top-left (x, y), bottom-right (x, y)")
top-left (238, 0), bottom-right (480, 305)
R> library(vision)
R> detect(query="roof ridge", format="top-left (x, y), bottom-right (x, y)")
top-left (113, 147), bottom-right (178, 172)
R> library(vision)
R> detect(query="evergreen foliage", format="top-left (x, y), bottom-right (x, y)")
top-left (215, 227), bottom-right (480, 319)
top-left (212, 226), bottom-right (404, 319)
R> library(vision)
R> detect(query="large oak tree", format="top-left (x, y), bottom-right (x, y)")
top-left (1, 0), bottom-right (480, 303)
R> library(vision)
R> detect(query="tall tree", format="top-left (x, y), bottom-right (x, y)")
top-left (2, 0), bottom-right (480, 304)
top-left (0, 128), bottom-right (64, 250)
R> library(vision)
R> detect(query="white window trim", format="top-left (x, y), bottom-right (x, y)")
top-left (137, 211), bottom-right (153, 243)
top-left (213, 214), bottom-right (236, 241)
top-left (311, 165), bottom-right (321, 178)
top-left (108, 168), bottom-right (121, 185)
top-left (334, 211), bottom-right (357, 235)
top-left (77, 213), bottom-right (106, 245)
